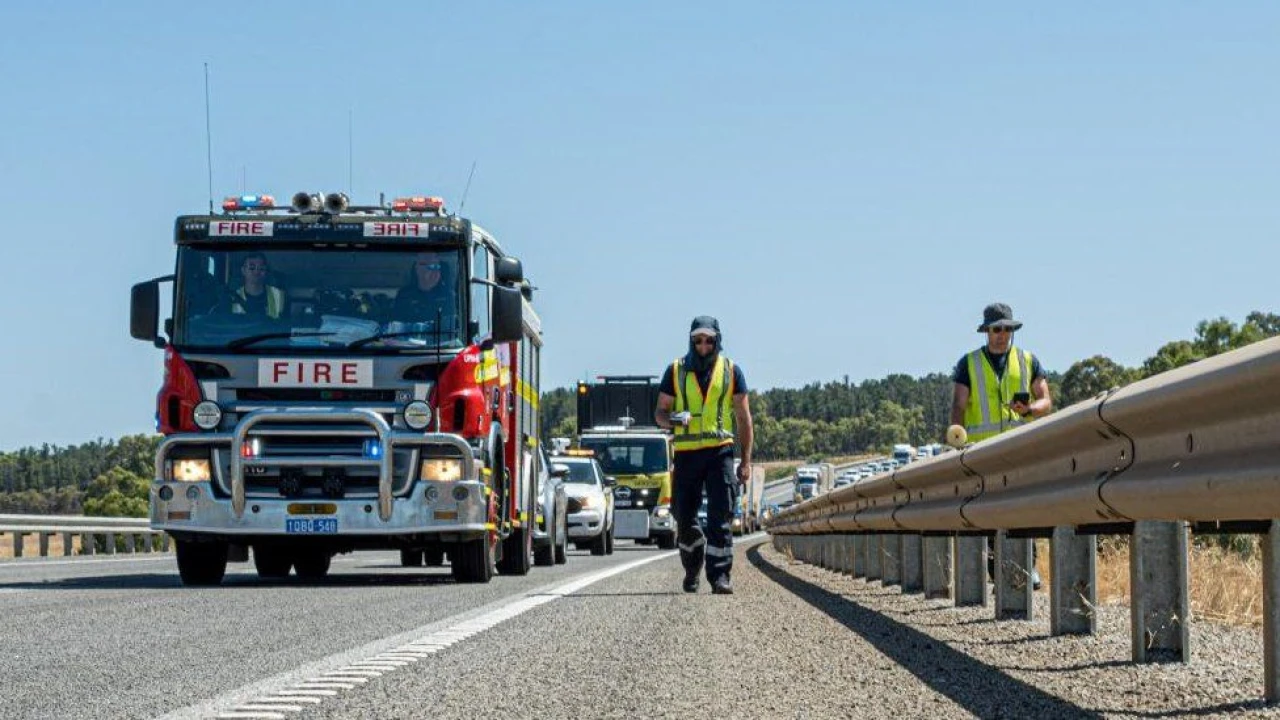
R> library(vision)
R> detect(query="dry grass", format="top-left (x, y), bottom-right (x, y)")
top-left (1034, 535), bottom-right (1263, 627)
top-left (0, 531), bottom-right (81, 559)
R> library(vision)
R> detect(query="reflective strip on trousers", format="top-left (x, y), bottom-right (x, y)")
top-left (679, 538), bottom-right (707, 553)
top-left (705, 545), bottom-right (733, 558)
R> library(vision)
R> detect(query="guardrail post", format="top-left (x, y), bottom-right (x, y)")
top-left (1130, 520), bottom-right (1190, 663)
top-left (1051, 527), bottom-right (1096, 635)
top-left (865, 535), bottom-right (883, 581)
top-left (124, 534), bottom-right (136, 554)
top-left (883, 534), bottom-right (901, 586)
top-left (12, 532), bottom-right (23, 558)
top-left (923, 535), bottom-right (953, 600)
top-left (954, 534), bottom-right (988, 607)
top-left (840, 536), bottom-right (854, 575)
top-left (38, 532), bottom-right (50, 557)
top-left (852, 534), bottom-right (865, 577)
top-left (1264, 520), bottom-right (1280, 702)
top-left (901, 535), bottom-right (923, 593)
top-left (105, 533), bottom-right (116, 555)
top-left (995, 530), bottom-right (1034, 620)
top-left (62, 532), bottom-right (74, 557)
top-left (161, 533), bottom-right (170, 552)
top-left (80, 533), bottom-right (94, 556)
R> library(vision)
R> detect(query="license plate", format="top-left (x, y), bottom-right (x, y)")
top-left (286, 518), bottom-right (338, 534)
top-left (615, 499), bottom-right (631, 507)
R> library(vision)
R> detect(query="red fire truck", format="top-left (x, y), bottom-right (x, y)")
top-left (130, 191), bottom-right (543, 586)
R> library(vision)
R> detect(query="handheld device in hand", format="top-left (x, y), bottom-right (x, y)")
top-left (1012, 392), bottom-right (1031, 405)
top-left (671, 411), bottom-right (692, 427)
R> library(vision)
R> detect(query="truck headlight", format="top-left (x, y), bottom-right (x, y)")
top-left (192, 401), bottom-right (221, 431)
top-left (654, 505), bottom-right (671, 518)
top-left (404, 401), bottom-right (433, 430)
top-left (169, 459), bottom-right (211, 483)
top-left (421, 458), bottom-right (462, 482)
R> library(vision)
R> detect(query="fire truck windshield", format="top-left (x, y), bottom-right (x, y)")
top-left (173, 246), bottom-right (468, 352)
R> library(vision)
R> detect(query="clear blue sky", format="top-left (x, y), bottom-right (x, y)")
top-left (1, 2), bottom-right (1277, 450)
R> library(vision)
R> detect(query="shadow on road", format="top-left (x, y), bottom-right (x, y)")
top-left (747, 543), bottom-right (1103, 720)
top-left (0, 570), bottom-right (459, 591)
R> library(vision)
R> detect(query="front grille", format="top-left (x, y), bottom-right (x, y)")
top-left (236, 388), bottom-right (397, 403)
top-left (620, 488), bottom-right (662, 510)
top-left (211, 427), bottom-right (415, 499)
top-left (566, 497), bottom-right (583, 514)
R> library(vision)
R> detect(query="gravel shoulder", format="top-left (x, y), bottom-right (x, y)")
top-left (309, 536), bottom-right (1280, 719)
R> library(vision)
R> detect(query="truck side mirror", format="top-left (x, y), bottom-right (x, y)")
top-left (603, 475), bottom-right (617, 487)
top-left (130, 280), bottom-right (161, 345)
top-left (550, 463), bottom-right (570, 479)
top-left (491, 285), bottom-right (523, 343)
top-left (495, 256), bottom-right (523, 286)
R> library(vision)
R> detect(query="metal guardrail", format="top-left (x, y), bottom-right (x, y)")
top-left (767, 336), bottom-right (1280, 702)
top-left (0, 515), bottom-right (167, 559)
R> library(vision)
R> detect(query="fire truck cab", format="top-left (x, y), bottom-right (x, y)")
top-left (130, 192), bottom-right (543, 586)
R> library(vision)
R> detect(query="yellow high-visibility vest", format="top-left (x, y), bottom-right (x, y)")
top-left (232, 286), bottom-right (285, 319)
top-left (672, 355), bottom-right (735, 453)
top-left (963, 346), bottom-right (1034, 443)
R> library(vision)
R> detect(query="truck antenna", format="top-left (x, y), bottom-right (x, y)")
top-left (458, 161), bottom-right (477, 213)
top-left (347, 108), bottom-right (354, 197)
top-left (203, 63), bottom-right (214, 213)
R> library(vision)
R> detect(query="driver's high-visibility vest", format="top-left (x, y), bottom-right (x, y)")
top-left (672, 355), bottom-right (736, 453)
top-left (232, 286), bottom-right (285, 319)
top-left (963, 345), bottom-right (1035, 443)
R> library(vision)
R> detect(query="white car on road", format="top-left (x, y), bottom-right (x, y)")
top-left (551, 456), bottom-right (616, 555)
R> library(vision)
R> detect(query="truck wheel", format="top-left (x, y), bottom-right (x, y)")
top-left (175, 539), bottom-right (228, 586)
top-left (294, 551), bottom-right (332, 580)
top-left (657, 533), bottom-right (677, 550)
top-left (400, 549), bottom-right (424, 567)
top-left (253, 545), bottom-right (292, 579)
top-left (590, 528), bottom-right (607, 556)
top-left (451, 537), bottom-right (494, 583)
top-left (534, 540), bottom-right (554, 567)
top-left (424, 548), bottom-right (445, 567)
top-left (554, 519), bottom-right (568, 565)
top-left (498, 526), bottom-right (532, 575)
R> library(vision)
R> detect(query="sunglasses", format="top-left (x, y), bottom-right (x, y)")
top-left (417, 262), bottom-right (443, 271)
top-left (692, 336), bottom-right (717, 346)
top-left (987, 327), bottom-right (1012, 334)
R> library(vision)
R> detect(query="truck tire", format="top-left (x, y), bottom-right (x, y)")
top-left (176, 539), bottom-right (228, 587)
top-left (554, 518), bottom-right (568, 565)
top-left (498, 526), bottom-right (532, 575)
top-left (254, 546), bottom-right (292, 579)
top-left (294, 551), bottom-right (332, 580)
top-left (590, 528), bottom-right (607, 556)
top-left (451, 537), bottom-right (494, 583)
top-left (424, 548), bottom-right (445, 567)
top-left (657, 533), bottom-right (676, 550)
top-left (605, 525), bottom-right (615, 555)
top-left (534, 540), bottom-right (554, 567)
top-left (400, 549), bottom-right (424, 567)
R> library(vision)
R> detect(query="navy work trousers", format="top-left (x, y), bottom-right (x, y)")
top-left (672, 447), bottom-right (737, 583)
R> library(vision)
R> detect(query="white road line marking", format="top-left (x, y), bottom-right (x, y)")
top-left (158, 551), bottom-right (677, 720)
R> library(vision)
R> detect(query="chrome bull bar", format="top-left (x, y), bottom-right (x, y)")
top-left (154, 408), bottom-right (476, 523)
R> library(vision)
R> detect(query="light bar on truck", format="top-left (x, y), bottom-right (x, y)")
top-left (221, 194), bottom-right (276, 212)
top-left (392, 196), bottom-right (445, 213)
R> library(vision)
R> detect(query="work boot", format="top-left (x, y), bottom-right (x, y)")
top-left (1032, 568), bottom-right (1042, 591)
top-left (683, 569), bottom-right (700, 593)
top-left (711, 576), bottom-right (733, 595)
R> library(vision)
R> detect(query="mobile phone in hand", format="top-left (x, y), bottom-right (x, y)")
top-left (1012, 392), bottom-right (1031, 405)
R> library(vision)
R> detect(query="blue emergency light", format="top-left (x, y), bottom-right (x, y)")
top-left (362, 439), bottom-right (383, 459)
top-left (222, 194), bottom-right (276, 212)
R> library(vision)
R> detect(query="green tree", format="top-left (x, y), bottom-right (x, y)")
top-left (1059, 355), bottom-right (1137, 407)
top-left (82, 467), bottom-right (149, 517)
top-left (1141, 340), bottom-right (1203, 378)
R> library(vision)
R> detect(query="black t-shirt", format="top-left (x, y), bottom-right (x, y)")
top-left (952, 347), bottom-right (1046, 388)
top-left (659, 357), bottom-right (748, 397)
top-left (237, 290), bottom-right (268, 317)
top-left (391, 285), bottom-right (457, 324)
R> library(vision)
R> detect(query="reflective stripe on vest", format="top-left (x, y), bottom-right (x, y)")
top-left (672, 355), bottom-right (735, 452)
top-left (232, 286), bottom-right (285, 319)
top-left (963, 346), bottom-right (1033, 443)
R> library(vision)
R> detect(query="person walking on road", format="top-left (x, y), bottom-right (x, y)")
top-left (951, 302), bottom-right (1052, 588)
top-left (655, 316), bottom-right (754, 595)
top-left (950, 302), bottom-right (1052, 443)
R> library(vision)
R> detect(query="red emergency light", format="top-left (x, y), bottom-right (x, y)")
top-left (222, 195), bottom-right (276, 212)
top-left (392, 196), bottom-right (445, 213)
